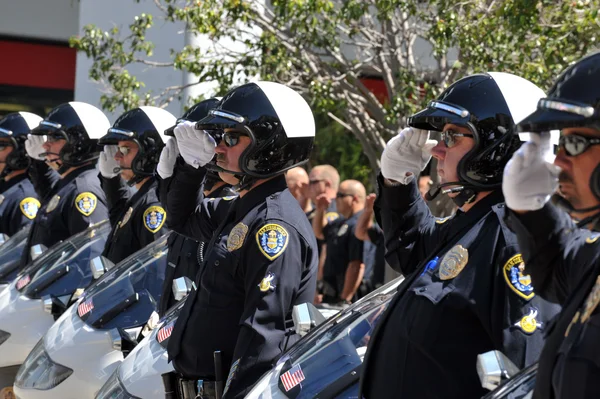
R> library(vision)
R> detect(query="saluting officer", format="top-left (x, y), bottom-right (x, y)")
top-left (97, 106), bottom-right (174, 264)
top-left (502, 51), bottom-right (600, 399)
top-left (158, 81), bottom-right (318, 398)
top-left (359, 72), bottom-right (562, 398)
top-left (157, 98), bottom-right (237, 316)
top-left (0, 112), bottom-right (42, 237)
top-left (20, 102), bottom-right (110, 267)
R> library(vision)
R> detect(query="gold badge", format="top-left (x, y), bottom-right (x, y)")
top-left (439, 245), bottom-right (469, 280)
top-left (20, 197), bottom-right (41, 220)
top-left (337, 224), bottom-right (349, 237)
top-left (120, 207), bottom-right (133, 228)
top-left (227, 222), bottom-right (248, 252)
top-left (46, 195), bottom-right (60, 213)
top-left (75, 192), bottom-right (98, 216)
top-left (514, 308), bottom-right (542, 334)
top-left (581, 275), bottom-right (600, 323)
top-left (258, 272), bottom-right (276, 292)
top-left (586, 234), bottom-right (600, 244)
top-left (503, 254), bottom-right (535, 300)
top-left (435, 215), bottom-right (452, 224)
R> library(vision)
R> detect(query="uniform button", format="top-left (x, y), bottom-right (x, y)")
top-left (214, 260), bottom-right (220, 266)
top-left (418, 287), bottom-right (427, 293)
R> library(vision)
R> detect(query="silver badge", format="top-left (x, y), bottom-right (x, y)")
top-left (46, 195), bottom-right (61, 213)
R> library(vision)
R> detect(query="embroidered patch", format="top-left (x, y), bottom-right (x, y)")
top-left (325, 211), bottom-right (339, 223)
top-left (581, 275), bottom-right (600, 323)
top-left (75, 192), bottom-right (98, 216)
top-left (439, 245), bottom-right (468, 280)
top-left (224, 358), bottom-right (240, 396)
top-left (503, 254), bottom-right (535, 300)
top-left (514, 308), bottom-right (542, 334)
top-left (258, 272), bottom-right (276, 293)
top-left (143, 206), bottom-right (166, 233)
top-left (227, 222), bottom-right (248, 252)
top-left (256, 224), bottom-right (289, 261)
top-left (586, 233), bottom-right (600, 244)
top-left (120, 207), bottom-right (133, 228)
top-left (337, 223), bottom-right (349, 237)
top-left (46, 195), bottom-right (60, 213)
top-left (280, 364), bottom-right (306, 392)
top-left (20, 197), bottom-right (41, 220)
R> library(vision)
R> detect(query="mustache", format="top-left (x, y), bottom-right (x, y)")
top-left (216, 154), bottom-right (226, 161)
top-left (558, 171), bottom-right (573, 184)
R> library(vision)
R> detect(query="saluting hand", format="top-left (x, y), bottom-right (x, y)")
top-left (98, 145), bottom-right (120, 178)
top-left (25, 134), bottom-right (46, 161)
top-left (315, 193), bottom-right (332, 211)
top-left (173, 121), bottom-right (216, 168)
top-left (380, 127), bottom-right (437, 184)
top-left (157, 138), bottom-right (179, 179)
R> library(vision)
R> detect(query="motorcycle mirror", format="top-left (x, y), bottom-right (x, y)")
top-left (30, 244), bottom-right (47, 260)
top-left (0, 233), bottom-right (9, 245)
top-left (90, 256), bottom-right (114, 280)
top-left (476, 350), bottom-right (520, 391)
top-left (172, 277), bottom-right (194, 301)
top-left (292, 302), bottom-right (327, 337)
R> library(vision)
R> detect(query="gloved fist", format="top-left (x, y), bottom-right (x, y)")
top-left (98, 145), bottom-right (120, 178)
top-left (503, 132), bottom-right (560, 211)
top-left (380, 127), bottom-right (438, 184)
top-left (157, 138), bottom-right (179, 179)
top-left (173, 121), bottom-right (216, 168)
top-left (25, 134), bottom-right (46, 161)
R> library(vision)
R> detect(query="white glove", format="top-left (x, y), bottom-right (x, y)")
top-left (99, 145), bottom-right (120, 178)
top-left (503, 132), bottom-right (561, 211)
top-left (173, 121), bottom-right (216, 168)
top-left (380, 127), bottom-right (438, 184)
top-left (25, 134), bottom-right (46, 161)
top-left (157, 138), bottom-right (179, 179)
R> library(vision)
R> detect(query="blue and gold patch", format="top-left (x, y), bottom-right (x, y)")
top-left (325, 212), bottom-right (339, 224)
top-left (20, 197), bottom-right (41, 220)
top-left (256, 223), bottom-right (289, 261)
top-left (143, 206), bottom-right (166, 233)
top-left (75, 192), bottom-right (98, 216)
top-left (503, 254), bottom-right (535, 300)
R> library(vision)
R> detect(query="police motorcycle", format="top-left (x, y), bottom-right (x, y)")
top-left (13, 234), bottom-right (170, 399)
top-left (477, 350), bottom-right (537, 399)
top-left (0, 224), bottom-right (31, 291)
top-left (0, 221), bottom-right (110, 389)
top-left (243, 275), bottom-right (405, 399)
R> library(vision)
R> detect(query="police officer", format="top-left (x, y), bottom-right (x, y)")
top-left (313, 179), bottom-right (372, 304)
top-left (359, 72), bottom-right (562, 398)
top-left (0, 112), bottom-right (42, 237)
top-left (157, 98), bottom-right (237, 317)
top-left (20, 102), bottom-right (110, 267)
top-left (157, 81), bottom-right (317, 398)
top-left (502, 51), bottom-right (600, 399)
top-left (285, 167), bottom-right (312, 214)
top-left (97, 106), bottom-right (174, 264)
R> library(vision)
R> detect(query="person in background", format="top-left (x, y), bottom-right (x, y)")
top-left (285, 166), bottom-right (312, 214)
top-left (354, 193), bottom-right (386, 295)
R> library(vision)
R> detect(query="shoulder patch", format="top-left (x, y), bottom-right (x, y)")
top-left (325, 212), bottom-right (339, 223)
top-left (143, 206), bottom-right (166, 233)
top-left (256, 223), bottom-right (289, 261)
top-left (20, 197), bottom-right (41, 220)
top-left (46, 195), bottom-right (60, 213)
top-left (75, 192), bottom-right (98, 216)
top-left (503, 254), bottom-right (535, 300)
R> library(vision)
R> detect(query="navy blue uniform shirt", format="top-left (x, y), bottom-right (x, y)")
top-left (0, 174), bottom-right (40, 236)
top-left (164, 162), bottom-right (318, 399)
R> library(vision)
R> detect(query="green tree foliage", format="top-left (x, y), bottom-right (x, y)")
top-left (71, 0), bottom-right (599, 195)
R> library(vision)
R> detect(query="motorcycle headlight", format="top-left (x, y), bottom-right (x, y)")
top-left (14, 339), bottom-right (73, 390)
top-left (0, 330), bottom-right (10, 346)
top-left (95, 369), bottom-right (141, 399)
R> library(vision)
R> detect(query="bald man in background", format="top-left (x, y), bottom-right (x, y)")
top-left (314, 179), bottom-right (374, 304)
top-left (285, 167), bottom-right (312, 214)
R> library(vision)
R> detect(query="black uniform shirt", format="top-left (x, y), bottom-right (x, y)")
top-left (506, 204), bottom-right (600, 399)
top-left (321, 211), bottom-right (364, 300)
top-left (360, 176), bottom-right (561, 399)
top-left (164, 163), bottom-right (318, 399)
top-left (102, 177), bottom-right (168, 265)
top-left (0, 174), bottom-right (40, 236)
top-left (21, 164), bottom-right (109, 266)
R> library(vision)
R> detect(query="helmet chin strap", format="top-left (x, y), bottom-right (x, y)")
top-left (425, 181), bottom-right (479, 208)
top-left (553, 194), bottom-right (600, 231)
top-left (112, 166), bottom-right (144, 187)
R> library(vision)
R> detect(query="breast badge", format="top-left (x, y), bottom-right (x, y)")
top-left (143, 206), bottom-right (166, 233)
top-left (439, 245), bottom-right (468, 280)
top-left (581, 275), bottom-right (600, 323)
top-left (256, 223), bottom-right (289, 261)
top-left (46, 195), bottom-right (60, 213)
top-left (20, 197), bottom-right (41, 220)
top-left (75, 192), bottom-right (98, 216)
top-left (258, 272), bottom-right (277, 292)
top-left (337, 223), bottom-right (349, 237)
top-left (227, 222), bottom-right (248, 252)
top-left (514, 308), bottom-right (542, 334)
top-left (120, 207), bottom-right (133, 228)
top-left (503, 254), bottom-right (535, 300)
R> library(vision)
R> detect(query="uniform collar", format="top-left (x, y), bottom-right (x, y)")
top-left (128, 177), bottom-right (157, 206)
top-left (0, 173), bottom-right (28, 192)
top-left (56, 164), bottom-right (97, 190)
top-left (234, 174), bottom-right (288, 220)
top-left (453, 189), bottom-right (504, 222)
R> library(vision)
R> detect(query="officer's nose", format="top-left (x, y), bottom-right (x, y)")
top-left (42, 141), bottom-right (51, 151)
top-left (430, 141), bottom-right (446, 161)
top-left (215, 141), bottom-right (227, 154)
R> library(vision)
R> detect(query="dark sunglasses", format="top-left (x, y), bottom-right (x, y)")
top-left (336, 192), bottom-right (354, 199)
top-left (117, 146), bottom-right (132, 156)
top-left (309, 179), bottom-right (324, 185)
top-left (558, 134), bottom-right (600, 157)
top-left (441, 130), bottom-right (474, 148)
top-left (0, 143), bottom-right (13, 150)
top-left (222, 131), bottom-right (248, 147)
top-left (46, 134), bottom-right (66, 143)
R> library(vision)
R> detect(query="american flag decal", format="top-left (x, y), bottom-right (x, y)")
top-left (77, 298), bottom-right (94, 317)
top-left (157, 322), bottom-right (174, 343)
top-left (280, 364), bottom-right (305, 392)
top-left (16, 275), bottom-right (31, 290)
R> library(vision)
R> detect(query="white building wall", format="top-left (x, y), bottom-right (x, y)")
top-left (0, 0), bottom-right (79, 41)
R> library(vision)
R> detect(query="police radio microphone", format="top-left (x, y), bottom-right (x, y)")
top-left (112, 166), bottom-right (132, 173)
top-left (425, 182), bottom-right (464, 201)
